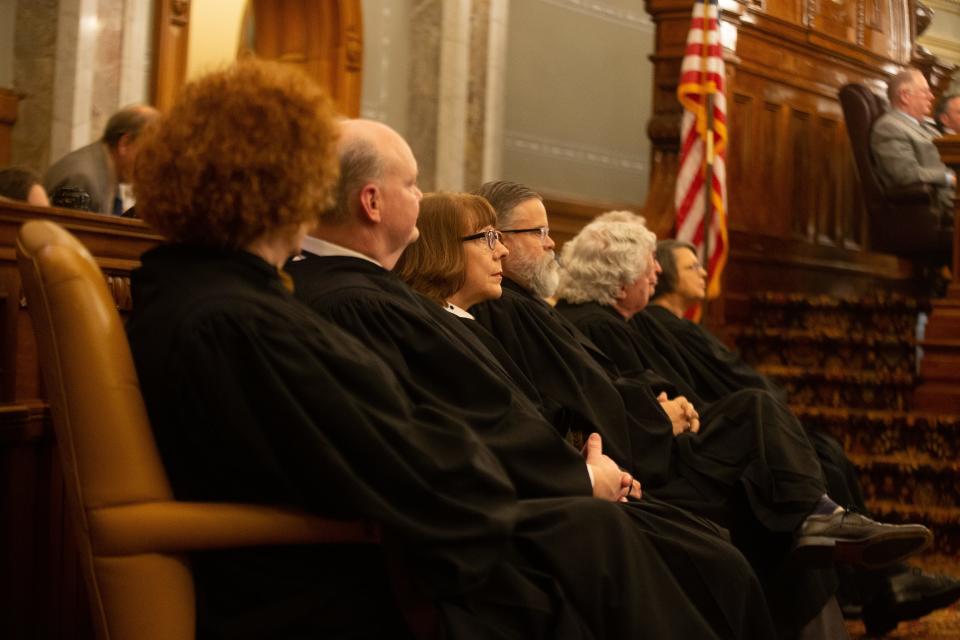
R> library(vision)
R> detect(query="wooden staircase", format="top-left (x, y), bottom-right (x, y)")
top-left (736, 292), bottom-right (960, 557)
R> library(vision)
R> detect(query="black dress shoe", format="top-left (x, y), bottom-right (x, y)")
top-left (791, 511), bottom-right (932, 569)
top-left (862, 568), bottom-right (960, 635)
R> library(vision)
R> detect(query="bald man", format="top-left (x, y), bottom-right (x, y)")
top-left (287, 119), bottom-right (779, 639)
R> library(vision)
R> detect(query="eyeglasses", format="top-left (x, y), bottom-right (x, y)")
top-left (461, 228), bottom-right (504, 250)
top-left (500, 226), bottom-right (550, 243)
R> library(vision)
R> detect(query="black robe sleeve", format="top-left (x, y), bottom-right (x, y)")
top-left (289, 263), bottom-right (594, 501)
top-left (135, 303), bottom-right (522, 597)
top-left (645, 305), bottom-right (788, 404)
top-left (470, 290), bottom-right (638, 466)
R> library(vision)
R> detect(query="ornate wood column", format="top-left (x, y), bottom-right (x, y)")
top-left (151, 0), bottom-right (192, 111)
top-left (249, 0), bottom-right (363, 117)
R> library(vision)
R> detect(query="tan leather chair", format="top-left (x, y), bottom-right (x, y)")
top-left (16, 220), bottom-right (380, 640)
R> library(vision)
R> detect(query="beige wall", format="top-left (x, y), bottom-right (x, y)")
top-left (186, 0), bottom-right (248, 80)
top-left (501, 0), bottom-right (654, 204)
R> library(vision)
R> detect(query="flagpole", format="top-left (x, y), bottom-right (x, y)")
top-left (700, 94), bottom-right (714, 321)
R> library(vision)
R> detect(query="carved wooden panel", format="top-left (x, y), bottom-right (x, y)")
top-left (248, 0), bottom-right (363, 117)
top-left (807, 0), bottom-right (858, 44)
top-left (151, 0), bottom-right (191, 111)
top-left (788, 108), bottom-right (814, 239)
top-left (642, 0), bottom-right (921, 323)
top-left (152, 1), bottom-right (363, 116)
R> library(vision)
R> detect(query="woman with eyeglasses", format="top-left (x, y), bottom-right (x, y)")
top-left (395, 193), bottom-right (508, 314)
top-left (394, 193), bottom-right (552, 404)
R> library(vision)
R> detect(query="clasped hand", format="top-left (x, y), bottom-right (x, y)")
top-left (657, 392), bottom-right (700, 436)
top-left (583, 433), bottom-right (641, 502)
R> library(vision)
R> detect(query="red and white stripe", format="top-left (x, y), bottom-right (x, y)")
top-left (674, 0), bottom-right (728, 303)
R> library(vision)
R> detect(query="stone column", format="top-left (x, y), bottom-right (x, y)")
top-left (11, 0), bottom-right (59, 173)
top-left (406, 0), bottom-right (502, 192)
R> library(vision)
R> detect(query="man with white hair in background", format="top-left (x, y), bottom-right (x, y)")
top-left (870, 68), bottom-right (956, 218)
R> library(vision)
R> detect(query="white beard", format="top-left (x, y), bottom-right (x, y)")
top-left (512, 251), bottom-right (560, 299)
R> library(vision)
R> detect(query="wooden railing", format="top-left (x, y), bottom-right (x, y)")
top-left (914, 135), bottom-right (960, 412)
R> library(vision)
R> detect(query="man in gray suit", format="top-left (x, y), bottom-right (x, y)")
top-left (870, 69), bottom-right (956, 218)
top-left (44, 104), bottom-right (158, 215)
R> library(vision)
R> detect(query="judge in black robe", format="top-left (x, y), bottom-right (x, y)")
top-left (288, 244), bottom-right (778, 640)
top-left (647, 240), bottom-right (960, 628)
top-left (395, 190), bottom-right (839, 636)
top-left (129, 62), bottom-right (622, 639)
top-left (472, 277), bottom-right (687, 485)
top-left (288, 153), bottom-right (779, 637)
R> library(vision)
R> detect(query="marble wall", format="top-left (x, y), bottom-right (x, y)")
top-left (7, 0), bottom-right (957, 186)
top-left (9, 0), bottom-right (151, 174)
top-left (361, 0), bottom-right (654, 201)
top-left (501, 0), bottom-right (654, 204)
top-left (11, 0), bottom-right (58, 173)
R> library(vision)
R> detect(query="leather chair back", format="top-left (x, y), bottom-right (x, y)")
top-left (17, 220), bottom-right (378, 640)
top-left (839, 84), bottom-right (891, 216)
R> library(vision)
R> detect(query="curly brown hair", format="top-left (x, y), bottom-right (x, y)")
top-left (394, 192), bottom-right (496, 305)
top-left (133, 60), bottom-right (340, 248)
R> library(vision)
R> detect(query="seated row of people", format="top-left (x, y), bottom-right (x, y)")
top-left (124, 61), bottom-right (951, 638)
top-left (395, 183), bottom-right (959, 636)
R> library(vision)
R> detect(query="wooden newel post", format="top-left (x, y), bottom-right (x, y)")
top-left (913, 135), bottom-right (960, 412)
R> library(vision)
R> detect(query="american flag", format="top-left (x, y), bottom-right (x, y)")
top-left (675, 0), bottom-right (728, 308)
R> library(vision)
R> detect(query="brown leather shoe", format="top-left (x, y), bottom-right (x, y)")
top-left (791, 511), bottom-right (932, 570)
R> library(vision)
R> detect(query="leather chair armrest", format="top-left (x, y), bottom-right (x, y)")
top-left (885, 183), bottom-right (935, 203)
top-left (88, 502), bottom-right (380, 556)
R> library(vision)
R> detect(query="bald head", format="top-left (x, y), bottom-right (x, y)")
top-left (318, 119), bottom-right (422, 268)
top-left (328, 119), bottom-right (415, 224)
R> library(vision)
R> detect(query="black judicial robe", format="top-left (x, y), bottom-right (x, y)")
top-left (288, 254), bottom-right (779, 640)
top-left (129, 245), bottom-right (604, 639)
top-left (555, 300), bottom-right (836, 631)
top-left (470, 279), bottom-right (678, 485)
top-left (642, 305), bottom-right (869, 513)
top-left (556, 300), bottom-right (826, 527)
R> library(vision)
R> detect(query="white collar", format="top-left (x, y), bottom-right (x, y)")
top-left (444, 302), bottom-right (475, 319)
top-left (297, 236), bottom-right (383, 268)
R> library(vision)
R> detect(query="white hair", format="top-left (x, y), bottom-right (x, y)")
top-left (557, 217), bottom-right (656, 305)
top-left (593, 209), bottom-right (646, 225)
